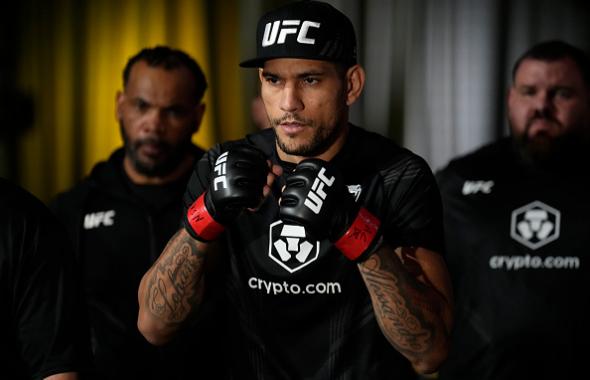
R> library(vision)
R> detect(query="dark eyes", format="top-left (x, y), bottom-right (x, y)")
top-left (132, 100), bottom-right (187, 118)
top-left (263, 75), bottom-right (320, 86)
top-left (554, 88), bottom-right (573, 99)
top-left (518, 87), bottom-right (574, 100)
top-left (264, 76), bottom-right (280, 85)
top-left (134, 99), bottom-right (149, 111)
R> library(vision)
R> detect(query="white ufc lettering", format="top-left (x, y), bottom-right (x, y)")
top-left (84, 210), bottom-right (116, 230)
top-left (304, 167), bottom-right (335, 214)
top-left (213, 151), bottom-right (229, 191)
top-left (261, 20), bottom-right (321, 47)
top-left (462, 180), bottom-right (494, 195)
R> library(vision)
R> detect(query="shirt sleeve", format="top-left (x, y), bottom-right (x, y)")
top-left (367, 154), bottom-right (445, 254)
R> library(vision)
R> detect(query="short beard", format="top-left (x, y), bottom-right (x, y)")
top-left (120, 123), bottom-right (191, 177)
top-left (270, 97), bottom-right (347, 157)
top-left (272, 115), bottom-right (345, 157)
top-left (512, 118), bottom-right (588, 168)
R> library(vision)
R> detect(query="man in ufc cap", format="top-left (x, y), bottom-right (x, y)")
top-left (138, 1), bottom-right (453, 378)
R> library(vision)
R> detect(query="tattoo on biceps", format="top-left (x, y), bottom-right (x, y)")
top-left (359, 249), bottom-right (436, 355)
top-left (146, 232), bottom-right (205, 323)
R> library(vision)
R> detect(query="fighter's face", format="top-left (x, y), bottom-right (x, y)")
top-left (116, 60), bottom-right (203, 177)
top-left (259, 58), bottom-right (350, 161)
top-left (508, 58), bottom-right (590, 160)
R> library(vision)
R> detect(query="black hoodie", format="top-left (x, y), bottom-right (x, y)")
top-left (51, 146), bottom-right (225, 379)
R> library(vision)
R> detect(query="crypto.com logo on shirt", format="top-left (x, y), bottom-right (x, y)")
top-left (268, 221), bottom-right (320, 273)
top-left (510, 201), bottom-right (560, 250)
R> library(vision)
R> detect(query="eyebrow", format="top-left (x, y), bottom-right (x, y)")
top-left (131, 96), bottom-right (190, 109)
top-left (262, 69), bottom-right (327, 79)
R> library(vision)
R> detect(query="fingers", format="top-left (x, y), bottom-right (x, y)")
top-left (262, 163), bottom-right (283, 199)
top-left (249, 162), bottom-right (283, 211)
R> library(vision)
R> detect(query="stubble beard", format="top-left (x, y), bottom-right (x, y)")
top-left (270, 103), bottom-right (347, 158)
top-left (119, 122), bottom-right (191, 178)
top-left (272, 119), bottom-right (345, 158)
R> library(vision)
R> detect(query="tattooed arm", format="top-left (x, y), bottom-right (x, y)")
top-left (358, 243), bottom-right (453, 374)
top-left (137, 228), bottom-right (211, 345)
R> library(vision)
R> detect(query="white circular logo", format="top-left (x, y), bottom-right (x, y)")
top-left (268, 220), bottom-right (320, 273)
top-left (510, 201), bottom-right (560, 250)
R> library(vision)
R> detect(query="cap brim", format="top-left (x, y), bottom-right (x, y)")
top-left (239, 57), bottom-right (266, 68)
top-left (240, 55), bottom-right (353, 68)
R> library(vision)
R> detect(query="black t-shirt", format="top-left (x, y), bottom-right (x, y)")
top-left (436, 137), bottom-right (590, 380)
top-left (0, 178), bottom-right (88, 379)
top-left (183, 126), bottom-right (444, 379)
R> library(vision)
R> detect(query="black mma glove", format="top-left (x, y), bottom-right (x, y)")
top-left (279, 158), bottom-right (381, 262)
top-left (185, 144), bottom-right (269, 241)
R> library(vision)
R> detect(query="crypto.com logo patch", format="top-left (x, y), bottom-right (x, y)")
top-left (510, 201), bottom-right (560, 250)
top-left (268, 220), bottom-right (320, 273)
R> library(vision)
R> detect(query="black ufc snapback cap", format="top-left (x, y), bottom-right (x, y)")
top-left (239, 0), bottom-right (357, 68)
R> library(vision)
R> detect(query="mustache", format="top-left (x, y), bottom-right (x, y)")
top-left (134, 137), bottom-right (168, 149)
top-left (525, 111), bottom-right (561, 130)
top-left (269, 113), bottom-right (312, 127)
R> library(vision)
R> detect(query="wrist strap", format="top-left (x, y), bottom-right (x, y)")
top-left (334, 207), bottom-right (381, 261)
top-left (186, 193), bottom-right (225, 241)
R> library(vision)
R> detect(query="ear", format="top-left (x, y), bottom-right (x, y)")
top-left (192, 103), bottom-right (206, 134)
top-left (345, 64), bottom-right (365, 106)
top-left (115, 91), bottom-right (124, 121)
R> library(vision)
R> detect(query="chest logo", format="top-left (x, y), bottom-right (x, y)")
top-left (268, 221), bottom-right (320, 273)
top-left (462, 180), bottom-right (494, 195)
top-left (510, 201), bottom-right (560, 250)
top-left (347, 184), bottom-right (362, 201)
top-left (84, 210), bottom-right (116, 230)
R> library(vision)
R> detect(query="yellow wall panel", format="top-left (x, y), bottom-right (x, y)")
top-left (212, 0), bottom-right (247, 142)
top-left (175, 0), bottom-right (216, 149)
top-left (53, 0), bottom-right (74, 194)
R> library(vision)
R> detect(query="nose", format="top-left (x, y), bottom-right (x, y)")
top-left (533, 91), bottom-right (554, 116)
top-left (280, 84), bottom-right (303, 113)
top-left (143, 109), bottom-right (166, 135)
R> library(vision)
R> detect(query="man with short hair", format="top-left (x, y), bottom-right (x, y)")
top-left (437, 40), bottom-right (590, 379)
top-left (52, 46), bottom-right (221, 379)
top-left (138, 2), bottom-right (453, 379)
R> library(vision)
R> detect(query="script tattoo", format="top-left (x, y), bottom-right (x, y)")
top-left (359, 247), bottom-right (436, 357)
top-left (146, 231), bottom-right (205, 323)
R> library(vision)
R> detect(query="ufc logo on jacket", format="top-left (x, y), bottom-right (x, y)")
top-left (262, 20), bottom-right (321, 47)
top-left (84, 210), bottom-right (116, 229)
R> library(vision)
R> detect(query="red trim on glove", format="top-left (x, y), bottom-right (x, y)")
top-left (334, 208), bottom-right (381, 261)
top-left (186, 193), bottom-right (225, 241)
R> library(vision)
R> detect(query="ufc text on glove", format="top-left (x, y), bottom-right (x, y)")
top-left (279, 159), bottom-right (381, 262)
top-left (185, 145), bottom-right (268, 241)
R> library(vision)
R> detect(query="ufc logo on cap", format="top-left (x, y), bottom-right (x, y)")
top-left (213, 151), bottom-right (229, 191)
top-left (304, 167), bottom-right (334, 214)
top-left (262, 20), bottom-right (321, 47)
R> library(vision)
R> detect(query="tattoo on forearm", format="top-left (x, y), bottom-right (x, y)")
top-left (145, 232), bottom-right (205, 323)
top-left (359, 250), bottom-right (437, 356)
